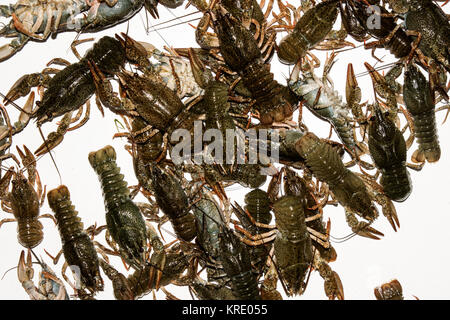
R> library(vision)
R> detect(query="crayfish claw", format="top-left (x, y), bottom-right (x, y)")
top-left (384, 206), bottom-right (400, 232)
top-left (146, 221), bottom-right (166, 290)
top-left (17, 250), bottom-right (34, 284)
top-left (17, 144), bottom-right (36, 184)
top-left (34, 131), bottom-right (64, 156)
top-left (4, 73), bottom-right (44, 104)
top-left (188, 48), bottom-right (212, 89)
top-left (345, 63), bottom-right (359, 101)
top-left (0, 167), bottom-right (14, 198)
top-left (17, 144), bottom-right (35, 167)
top-left (0, 43), bottom-right (17, 63)
top-left (364, 62), bottom-right (385, 88)
top-left (357, 225), bottom-right (384, 240)
top-left (325, 271), bottom-right (344, 300)
top-left (99, 259), bottom-right (134, 300)
top-left (116, 33), bottom-right (150, 70)
top-left (34, 111), bottom-right (72, 156)
top-left (346, 210), bottom-right (383, 240)
top-left (144, 0), bottom-right (160, 19)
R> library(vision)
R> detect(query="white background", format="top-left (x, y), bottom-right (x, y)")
top-left (0, 3), bottom-right (449, 300)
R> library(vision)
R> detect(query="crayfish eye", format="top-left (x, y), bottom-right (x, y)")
top-left (369, 116), bottom-right (376, 122)
top-left (384, 111), bottom-right (390, 117)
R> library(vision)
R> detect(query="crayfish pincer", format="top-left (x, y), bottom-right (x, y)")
top-left (47, 185), bottom-right (104, 295)
top-left (88, 145), bottom-right (147, 269)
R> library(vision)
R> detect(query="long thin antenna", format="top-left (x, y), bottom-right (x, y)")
top-left (146, 19), bottom-right (174, 52)
top-left (330, 232), bottom-right (358, 243)
top-left (147, 17), bottom-right (201, 33)
top-left (356, 62), bottom-right (398, 77)
top-left (1, 266), bottom-right (17, 280)
top-left (334, 43), bottom-right (364, 54)
top-left (37, 126), bottom-right (62, 185)
top-left (1, 251), bottom-right (41, 280)
top-left (150, 10), bottom-right (201, 29)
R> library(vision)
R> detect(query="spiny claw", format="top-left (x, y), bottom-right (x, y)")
top-left (314, 39), bottom-right (355, 51)
top-left (364, 62), bottom-right (385, 87)
top-left (17, 144), bottom-right (36, 183)
top-left (211, 181), bottom-right (228, 202)
top-left (385, 215), bottom-right (399, 233)
top-left (136, 42), bottom-right (157, 56)
top-left (17, 144), bottom-right (35, 166)
top-left (384, 207), bottom-right (400, 232)
top-left (11, 91), bottom-right (34, 134)
top-left (0, 167), bottom-right (14, 197)
top-left (34, 111), bottom-right (72, 156)
top-left (116, 32), bottom-right (150, 69)
top-left (99, 259), bottom-right (134, 300)
top-left (0, 43), bottom-right (16, 63)
top-left (34, 131), bottom-right (64, 156)
top-left (325, 271), bottom-right (344, 300)
top-left (188, 48), bottom-right (212, 89)
top-left (4, 73), bottom-right (43, 104)
top-left (148, 241), bottom-right (166, 290)
top-left (17, 250), bottom-right (34, 284)
top-left (144, 1), bottom-right (160, 19)
top-left (357, 225), bottom-right (384, 240)
top-left (116, 32), bottom-right (148, 56)
top-left (345, 63), bottom-right (359, 102)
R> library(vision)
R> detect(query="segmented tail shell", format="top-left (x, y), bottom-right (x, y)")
top-left (48, 185), bottom-right (104, 293)
top-left (380, 165), bottom-right (412, 202)
top-left (244, 189), bottom-right (272, 226)
top-left (16, 219), bottom-right (43, 249)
